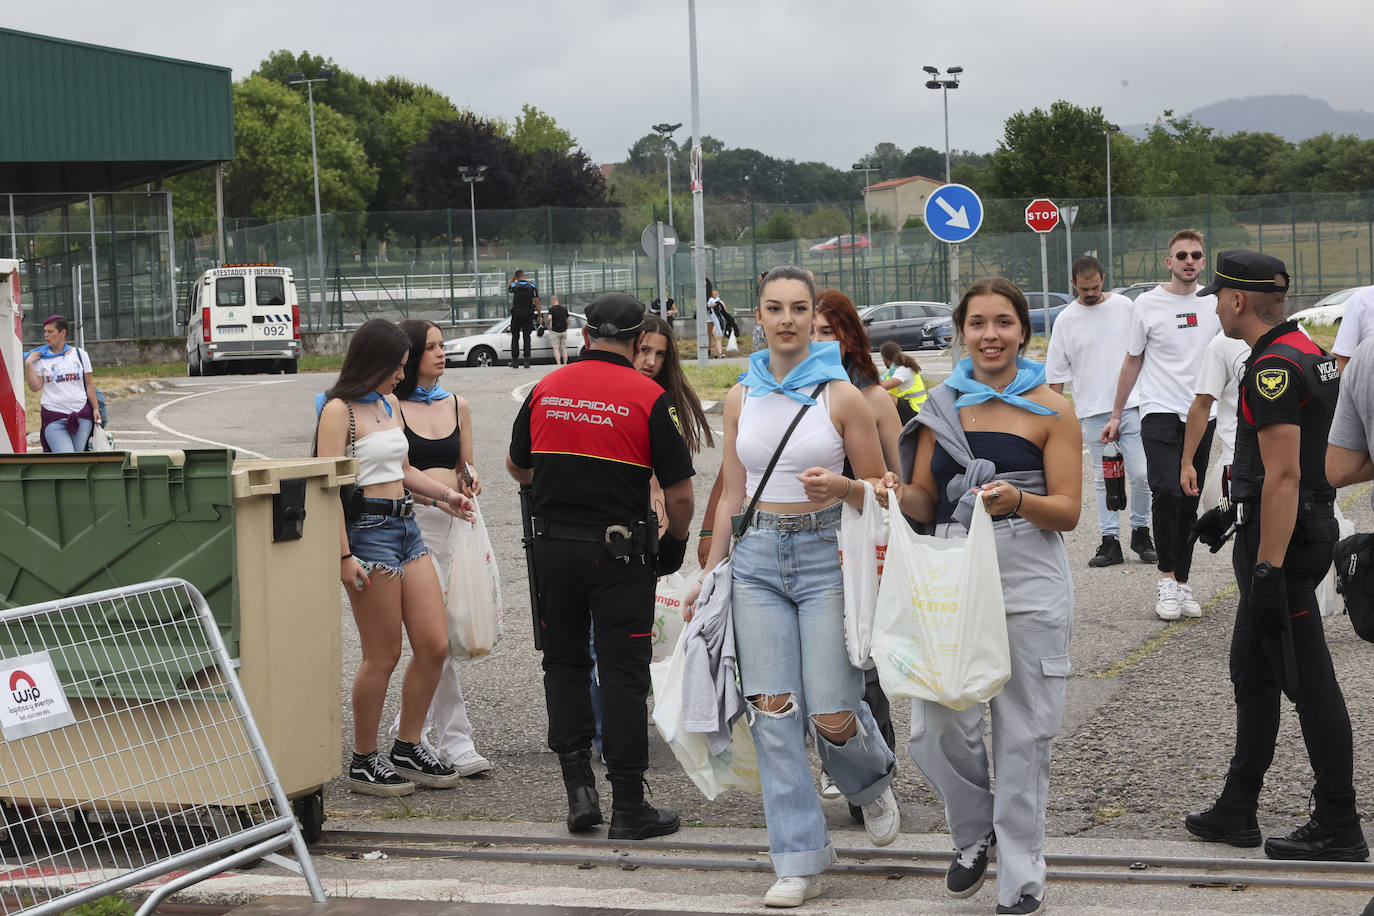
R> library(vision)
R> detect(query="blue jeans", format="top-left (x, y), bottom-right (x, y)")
top-left (732, 504), bottom-right (896, 877)
top-left (44, 418), bottom-right (93, 453)
top-left (1081, 408), bottom-right (1150, 537)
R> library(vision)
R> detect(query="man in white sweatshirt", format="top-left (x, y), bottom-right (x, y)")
top-left (1102, 229), bottom-right (1221, 621)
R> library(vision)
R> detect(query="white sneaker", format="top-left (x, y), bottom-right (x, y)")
top-left (1155, 578), bottom-right (1181, 621)
top-left (450, 749), bottom-right (493, 777)
top-left (1177, 582), bottom-right (1203, 618)
top-left (818, 768), bottom-right (842, 801)
top-left (764, 875), bottom-right (824, 908)
top-left (862, 786), bottom-right (901, 847)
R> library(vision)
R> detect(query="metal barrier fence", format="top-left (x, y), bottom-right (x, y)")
top-left (0, 578), bottom-right (324, 914)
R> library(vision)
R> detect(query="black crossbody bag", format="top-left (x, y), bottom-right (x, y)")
top-left (1334, 531), bottom-right (1374, 642)
top-left (731, 382), bottom-right (828, 539)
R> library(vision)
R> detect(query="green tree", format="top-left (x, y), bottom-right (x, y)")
top-left (510, 104), bottom-right (578, 157)
top-left (374, 81), bottom-right (460, 210)
top-left (796, 207), bottom-right (850, 238)
top-left (757, 210), bottom-right (797, 240)
top-left (1135, 111), bottom-right (1227, 197)
top-left (1214, 131), bottom-right (1291, 195)
top-left (898, 145), bottom-right (945, 180)
top-left (857, 142), bottom-right (905, 179)
top-left (988, 101), bottom-right (1121, 199)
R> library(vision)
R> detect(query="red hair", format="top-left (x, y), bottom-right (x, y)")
top-left (815, 289), bottom-right (879, 387)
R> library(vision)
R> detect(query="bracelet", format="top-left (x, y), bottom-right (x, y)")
top-left (340, 552), bottom-right (353, 561)
top-left (1013, 488), bottom-right (1024, 514)
top-left (843, 478), bottom-right (853, 499)
top-left (699, 530), bottom-right (713, 537)
top-left (441, 487), bottom-right (454, 504)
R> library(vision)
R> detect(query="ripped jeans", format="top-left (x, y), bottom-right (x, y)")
top-left (732, 507), bottom-right (896, 877)
top-left (347, 512), bottom-right (429, 578)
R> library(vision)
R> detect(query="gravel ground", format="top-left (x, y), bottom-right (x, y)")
top-left (323, 363), bottom-right (1374, 851)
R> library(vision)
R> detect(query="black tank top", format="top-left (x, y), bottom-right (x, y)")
top-left (401, 397), bottom-right (461, 471)
top-left (931, 431), bottom-right (1043, 524)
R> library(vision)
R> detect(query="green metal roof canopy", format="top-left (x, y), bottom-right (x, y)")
top-left (0, 28), bottom-right (234, 201)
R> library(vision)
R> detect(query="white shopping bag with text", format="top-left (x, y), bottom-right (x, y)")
top-left (650, 571), bottom-right (692, 662)
top-left (871, 496), bottom-right (1009, 710)
top-left (839, 480), bottom-right (888, 668)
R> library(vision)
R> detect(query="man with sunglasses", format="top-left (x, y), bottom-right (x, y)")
top-left (1102, 229), bottom-right (1221, 620)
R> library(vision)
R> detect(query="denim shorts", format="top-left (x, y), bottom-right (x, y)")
top-left (347, 513), bottom-right (429, 577)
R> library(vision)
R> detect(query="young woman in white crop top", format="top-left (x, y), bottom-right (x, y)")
top-left (315, 319), bottom-right (476, 799)
top-left (687, 266), bottom-right (901, 907)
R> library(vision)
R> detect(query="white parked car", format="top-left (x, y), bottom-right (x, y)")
top-left (1289, 287), bottom-right (1364, 326)
top-left (444, 312), bottom-right (588, 367)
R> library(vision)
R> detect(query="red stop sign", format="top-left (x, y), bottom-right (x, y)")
top-left (1025, 198), bottom-right (1060, 233)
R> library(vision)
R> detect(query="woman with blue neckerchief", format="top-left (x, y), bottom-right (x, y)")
top-left (379, 319), bottom-right (494, 778)
top-left (24, 314), bottom-right (100, 452)
top-left (688, 265), bottom-right (901, 909)
top-left (314, 318), bottom-right (477, 799)
top-left (890, 277), bottom-right (1081, 916)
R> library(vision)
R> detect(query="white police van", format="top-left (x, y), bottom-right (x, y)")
top-left (180, 263), bottom-right (301, 375)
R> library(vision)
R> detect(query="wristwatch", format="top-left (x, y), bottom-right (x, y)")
top-left (1254, 561), bottom-right (1281, 580)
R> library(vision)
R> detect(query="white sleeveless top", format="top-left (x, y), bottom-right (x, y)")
top-left (352, 426), bottom-right (408, 487)
top-left (736, 385), bottom-right (845, 502)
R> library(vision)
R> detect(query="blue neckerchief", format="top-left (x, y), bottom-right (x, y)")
top-left (738, 341), bottom-right (849, 405)
top-left (945, 356), bottom-right (1058, 416)
top-left (406, 383), bottom-right (450, 405)
top-left (27, 344), bottom-right (71, 360)
top-left (314, 391), bottom-right (393, 418)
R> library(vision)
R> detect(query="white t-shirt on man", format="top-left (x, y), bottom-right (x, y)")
top-left (1044, 293), bottom-right (1140, 419)
top-left (37, 347), bottom-right (92, 414)
top-left (1193, 332), bottom-right (1251, 465)
top-left (1126, 285), bottom-right (1221, 420)
top-left (1332, 285), bottom-right (1374, 357)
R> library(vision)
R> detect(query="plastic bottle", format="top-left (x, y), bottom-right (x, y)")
top-left (1103, 442), bottom-right (1127, 511)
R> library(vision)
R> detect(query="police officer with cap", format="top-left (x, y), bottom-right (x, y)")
top-left (507, 293), bottom-right (693, 840)
top-left (1185, 250), bottom-right (1366, 862)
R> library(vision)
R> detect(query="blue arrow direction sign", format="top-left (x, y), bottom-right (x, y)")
top-left (923, 183), bottom-right (984, 244)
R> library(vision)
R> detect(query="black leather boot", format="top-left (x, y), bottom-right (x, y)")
top-left (1265, 817), bottom-right (1369, 861)
top-left (1185, 798), bottom-right (1261, 847)
top-left (608, 802), bottom-right (680, 840)
top-left (558, 750), bottom-right (602, 832)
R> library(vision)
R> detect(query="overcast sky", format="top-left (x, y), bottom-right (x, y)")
top-left (14, 0), bottom-right (1374, 170)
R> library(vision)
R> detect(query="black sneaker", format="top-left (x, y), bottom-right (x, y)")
top-left (349, 751), bottom-right (415, 797)
top-left (946, 831), bottom-right (994, 899)
top-left (1130, 526), bottom-right (1158, 563)
top-left (996, 895), bottom-right (1045, 915)
top-left (390, 739), bottom-right (461, 789)
top-left (607, 802), bottom-right (680, 840)
top-left (1185, 802), bottom-right (1261, 847)
top-left (1088, 536), bottom-right (1124, 568)
top-left (1264, 817), bottom-right (1369, 861)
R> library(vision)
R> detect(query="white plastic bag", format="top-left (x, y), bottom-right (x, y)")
top-left (871, 496), bottom-right (1009, 710)
top-left (446, 500), bottom-right (503, 659)
top-left (1318, 505), bottom-right (1357, 617)
top-left (650, 571), bottom-right (692, 662)
top-left (651, 620), bottom-right (760, 800)
top-left (839, 480), bottom-right (888, 668)
top-left (88, 426), bottom-right (115, 452)
top-left (725, 331), bottom-right (740, 354)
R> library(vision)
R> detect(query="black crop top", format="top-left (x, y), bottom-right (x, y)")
top-left (931, 431), bottom-right (1043, 524)
top-left (401, 397), bottom-right (461, 471)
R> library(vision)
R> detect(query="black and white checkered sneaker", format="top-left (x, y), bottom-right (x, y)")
top-left (390, 739), bottom-right (461, 788)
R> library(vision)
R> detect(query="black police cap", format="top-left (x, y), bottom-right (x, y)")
top-left (1197, 250), bottom-right (1290, 297)
top-left (585, 294), bottom-right (646, 339)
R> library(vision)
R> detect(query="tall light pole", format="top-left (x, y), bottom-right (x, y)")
top-left (688, 0), bottom-right (708, 368)
top-left (852, 163), bottom-right (878, 301)
top-left (1104, 122), bottom-right (1121, 287)
top-left (652, 122), bottom-right (682, 302)
top-left (287, 68), bottom-right (333, 327)
top-left (459, 165), bottom-right (487, 305)
top-left (924, 65), bottom-right (963, 349)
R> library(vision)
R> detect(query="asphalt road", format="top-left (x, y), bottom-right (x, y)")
top-left (103, 362), bottom-right (1374, 856)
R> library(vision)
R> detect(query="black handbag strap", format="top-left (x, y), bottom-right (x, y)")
top-left (736, 381), bottom-right (829, 537)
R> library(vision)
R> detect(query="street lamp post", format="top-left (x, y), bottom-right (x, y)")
top-left (1104, 122), bottom-right (1121, 287)
top-left (852, 164), bottom-right (878, 301)
top-left (459, 165), bottom-right (487, 306)
top-left (287, 68), bottom-right (333, 327)
top-left (652, 122), bottom-right (682, 303)
top-left (923, 65), bottom-right (963, 356)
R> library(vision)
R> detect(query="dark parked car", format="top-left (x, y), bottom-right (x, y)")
top-left (860, 301), bottom-right (953, 350)
top-left (1024, 292), bottom-right (1072, 336)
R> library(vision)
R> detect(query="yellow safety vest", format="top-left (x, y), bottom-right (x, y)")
top-left (885, 369), bottom-right (927, 412)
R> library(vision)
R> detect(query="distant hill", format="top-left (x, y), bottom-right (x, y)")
top-left (1123, 95), bottom-right (1374, 141)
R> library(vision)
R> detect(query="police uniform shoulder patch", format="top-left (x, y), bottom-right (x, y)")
top-left (1255, 366), bottom-right (1289, 400)
top-left (668, 406), bottom-right (683, 436)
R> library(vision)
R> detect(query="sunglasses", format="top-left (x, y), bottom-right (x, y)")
top-left (1172, 250), bottom-right (1205, 261)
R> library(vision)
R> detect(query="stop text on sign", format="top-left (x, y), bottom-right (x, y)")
top-left (1025, 198), bottom-right (1060, 233)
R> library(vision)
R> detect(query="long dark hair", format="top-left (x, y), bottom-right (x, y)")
top-left (879, 340), bottom-right (921, 374)
top-left (313, 319), bottom-right (410, 455)
top-left (395, 318), bottom-right (440, 400)
top-left (815, 288), bottom-right (879, 387)
top-left (954, 277), bottom-right (1031, 352)
top-left (641, 314), bottom-right (714, 455)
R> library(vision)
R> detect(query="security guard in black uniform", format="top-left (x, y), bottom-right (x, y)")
top-left (1185, 251), bottom-right (1367, 862)
top-left (507, 293), bottom-right (693, 839)
top-left (508, 270), bottom-right (542, 368)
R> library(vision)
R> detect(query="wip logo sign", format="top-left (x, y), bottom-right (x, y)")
top-left (0, 652), bottom-right (76, 740)
top-left (1176, 313), bottom-right (1200, 329)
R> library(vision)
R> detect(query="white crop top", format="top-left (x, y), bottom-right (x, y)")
top-left (736, 385), bottom-right (845, 502)
top-left (352, 426), bottom-right (409, 487)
